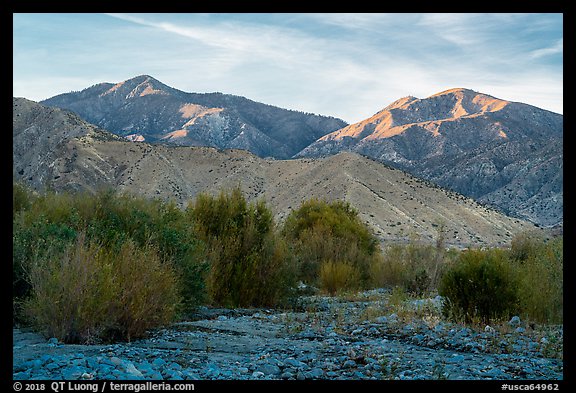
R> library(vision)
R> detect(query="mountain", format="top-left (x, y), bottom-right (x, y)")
top-left (13, 97), bottom-right (125, 192)
top-left (40, 75), bottom-right (347, 159)
top-left (296, 88), bottom-right (563, 227)
top-left (13, 97), bottom-right (540, 248)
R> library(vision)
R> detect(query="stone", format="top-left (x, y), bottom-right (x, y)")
top-left (257, 363), bottom-right (281, 376)
top-left (110, 357), bottom-right (124, 367)
top-left (13, 371), bottom-right (31, 380)
top-left (204, 364), bottom-right (221, 379)
top-left (152, 358), bottom-right (167, 369)
top-left (125, 363), bottom-right (144, 378)
top-left (136, 361), bottom-right (154, 375)
top-left (182, 369), bottom-right (201, 380)
top-left (238, 367), bottom-right (249, 374)
top-left (509, 316), bottom-right (521, 327)
top-left (62, 365), bottom-right (88, 380)
top-left (46, 362), bottom-right (61, 372)
top-left (447, 354), bottom-right (465, 364)
top-left (169, 362), bottom-right (183, 371)
top-left (308, 368), bottom-right (324, 379)
top-left (343, 359), bottom-right (356, 368)
top-left (284, 357), bottom-right (307, 369)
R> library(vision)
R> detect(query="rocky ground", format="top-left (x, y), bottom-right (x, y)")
top-left (13, 289), bottom-right (563, 381)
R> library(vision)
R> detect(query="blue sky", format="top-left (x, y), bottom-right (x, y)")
top-left (13, 13), bottom-right (563, 123)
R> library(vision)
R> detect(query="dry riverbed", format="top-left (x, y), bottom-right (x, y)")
top-left (13, 289), bottom-right (563, 381)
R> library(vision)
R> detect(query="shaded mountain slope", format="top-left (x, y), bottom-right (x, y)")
top-left (40, 75), bottom-right (347, 159)
top-left (297, 88), bottom-right (563, 227)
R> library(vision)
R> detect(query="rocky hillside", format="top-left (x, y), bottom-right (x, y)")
top-left (296, 88), bottom-right (563, 228)
top-left (13, 98), bottom-right (539, 248)
top-left (13, 97), bottom-right (125, 192)
top-left (40, 75), bottom-right (347, 159)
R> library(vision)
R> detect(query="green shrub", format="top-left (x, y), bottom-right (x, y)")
top-left (510, 230), bottom-right (545, 262)
top-left (319, 260), bottom-right (360, 295)
top-left (282, 198), bottom-right (380, 289)
top-left (24, 235), bottom-right (180, 343)
top-left (438, 248), bottom-right (520, 324)
top-left (12, 219), bottom-right (78, 323)
top-left (189, 187), bottom-right (295, 307)
top-left (511, 234), bottom-right (563, 324)
top-left (12, 183), bottom-right (206, 319)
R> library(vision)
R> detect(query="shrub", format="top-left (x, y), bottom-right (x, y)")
top-left (370, 228), bottom-right (454, 295)
top-left (12, 183), bottom-right (206, 319)
top-left (24, 235), bottom-right (181, 343)
top-left (107, 240), bottom-right (181, 341)
top-left (438, 248), bottom-right (520, 324)
top-left (510, 230), bottom-right (545, 262)
top-left (511, 234), bottom-right (563, 324)
top-left (319, 260), bottom-right (360, 295)
top-left (282, 198), bottom-right (380, 289)
top-left (12, 219), bottom-right (78, 323)
top-left (189, 187), bottom-right (295, 307)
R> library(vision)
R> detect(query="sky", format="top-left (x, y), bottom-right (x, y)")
top-left (13, 13), bottom-right (563, 124)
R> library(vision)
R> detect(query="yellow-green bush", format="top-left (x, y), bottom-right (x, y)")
top-left (438, 248), bottom-right (520, 324)
top-left (24, 235), bottom-right (180, 343)
top-left (510, 233), bottom-right (563, 324)
top-left (368, 235), bottom-right (455, 295)
top-left (12, 183), bottom-right (206, 320)
top-left (282, 198), bottom-right (380, 289)
top-left (13, 181), bottom-right (34, 214)
top-left (319, 260), bottom-right (360, 295)
top-left (189, 187), bottom-right (295, 307)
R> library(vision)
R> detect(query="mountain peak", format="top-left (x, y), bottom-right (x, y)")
top-left (39, 76), bottom-right (347, 159)
top-left (381, 95), bottom-right (418, 111)
top-left (428, 87), bottom-right (476, 98)
top-left (101, 75), bottom-right (174, 98)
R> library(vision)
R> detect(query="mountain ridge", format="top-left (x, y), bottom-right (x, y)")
top-left (13, 97), bottom-right (540, 248)
top-left (296, 88), bottom-right (563, 227)
top-left (41, 75), bottom-right (347, 160)
top-left (36, 77), bottom-right (562, 227)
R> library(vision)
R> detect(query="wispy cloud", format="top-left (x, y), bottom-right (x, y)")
top-left (416, 13), bottom-right (483, 47)
top-left (13, 13), bottom-right (563, 122)
top-left (104, 13), bottom-right (326, 66)
top-left (529, 38), bottom-right (563, 59)
top-left (106, 14), bottom-right (256, 52)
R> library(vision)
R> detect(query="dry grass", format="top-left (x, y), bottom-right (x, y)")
top-left (24, 234), bottom-right (181, 343)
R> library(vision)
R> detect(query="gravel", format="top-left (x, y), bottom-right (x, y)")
top-left (13, 290), bottom-right (563, 380)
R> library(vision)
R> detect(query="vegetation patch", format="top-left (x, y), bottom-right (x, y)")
top-left (24, 234), bottom-right (180, 343)
top-left (189, 186), bottom-right (295, 308)
top-left (439, 248), bottom-right (520, 324)
top-left (12, 181), bottom-right (562, 345)
top-left (281, 198), bottom-right (380, 292)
